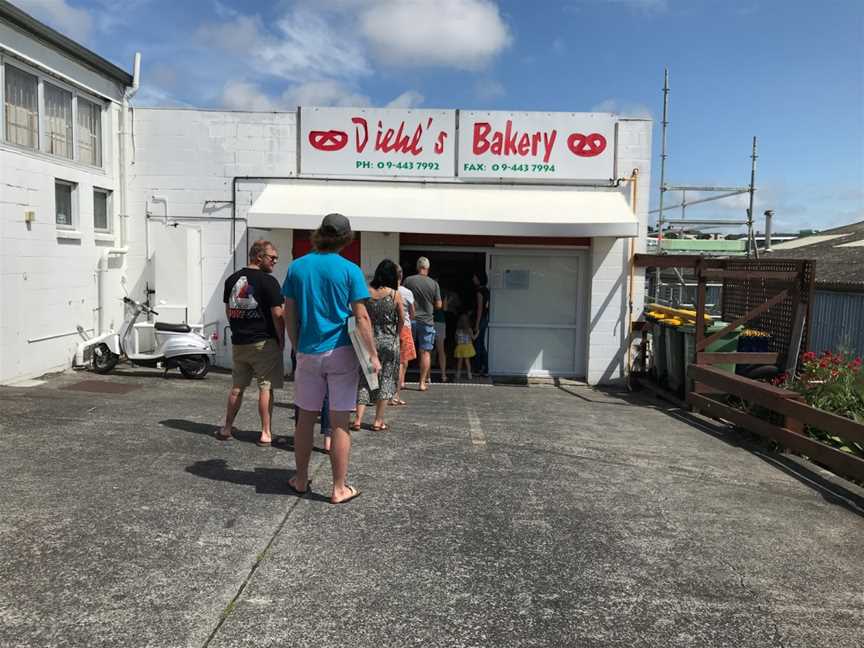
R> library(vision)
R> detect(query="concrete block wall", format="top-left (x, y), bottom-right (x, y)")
top-left (0, 103), bottom-right (122, 384)
top-left (586, 119), bottom-right (652, 384)
top-left (127, 109), bottom-right (298, 368)
top-left (360, 232), bottom-right (400, 280)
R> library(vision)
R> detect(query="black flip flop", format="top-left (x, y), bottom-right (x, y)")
top-left (287, 478), bottom-right (312, 495)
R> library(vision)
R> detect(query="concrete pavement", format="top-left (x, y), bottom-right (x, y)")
top-left (1, 368), bottom-right (862, 647)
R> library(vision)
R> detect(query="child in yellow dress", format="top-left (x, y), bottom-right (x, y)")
top-left (453, 313), bottom-right (477, 380)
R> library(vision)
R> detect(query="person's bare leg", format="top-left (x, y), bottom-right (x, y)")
top-left (373, 399), bottom-right (387, 428)
top-left (290, 408), bottom-right (317, 492)
top-left (419, 350), bottom-right (431, 390)
top-left (220, 386), bottom-right (244, 437)
top-left (455, 359), bottom-right (462, 381)
top-left (436, 337), bottom-right (447, 382)
top-left (467, 360), bottom-right (473, 381)
top-left (328, 410), bottom-right (356, 502)
top-left (353, 403), bottom-right (366, 429)
top-left (398, 361), bottom-right (407, 390)
top-left (258, 387), bottom-right (273, 443)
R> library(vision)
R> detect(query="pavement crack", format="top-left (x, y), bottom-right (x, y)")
top-left (201, 459), bottom-right (326, 648)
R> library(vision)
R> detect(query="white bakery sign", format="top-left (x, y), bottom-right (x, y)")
top-left (458, 111), bottom-right (616, 181)
top-left (299, 107), bottom-right (456, 178)
top-left (299, 107), bottom-right (617, 181)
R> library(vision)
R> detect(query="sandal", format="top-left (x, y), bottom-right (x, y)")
top-left (349, 422), bottom-right (361, 431)
top-left (371, 422), bottom-right (389, 431)
top-left (331, 484), bottom-right (361, 505)
top-left (389, 398), bottom-right (407, 406)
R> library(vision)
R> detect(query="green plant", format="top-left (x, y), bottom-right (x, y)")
top-left (781, 351), bottom-right (864, 456)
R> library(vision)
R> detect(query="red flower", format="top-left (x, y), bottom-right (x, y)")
top-left (853, 357), bottom-right (863, 367)
top-left (819, 359), bottom-right (829, 368)
top-left (802, 351), bottom-right (817, 362)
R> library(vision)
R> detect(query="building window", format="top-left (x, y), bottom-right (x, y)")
top-left (76, 97), bottom-right (102, 167)
top-left (44, 82), bottom-right (73, 159)
top-left (55, 180), bottom-right (76, 229)
top-left (94, 188), bottom-right (111, 232)
top-left (4, 64), bottom-right (39, 150)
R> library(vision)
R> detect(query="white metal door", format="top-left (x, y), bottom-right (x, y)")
top-left (487, 250), bottom-right (587, 377)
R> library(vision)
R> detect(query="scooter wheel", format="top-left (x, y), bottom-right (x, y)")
top-left (178, 355), bottom-right (210, 379)
top-left (92, 343), bottom-right (119, 374)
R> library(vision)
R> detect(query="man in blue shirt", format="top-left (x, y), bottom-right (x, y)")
top-left (283, 213), bottom-right (379, 504)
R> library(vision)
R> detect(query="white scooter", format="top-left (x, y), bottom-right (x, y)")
top-left (78, 296), bottom-right (215, 379)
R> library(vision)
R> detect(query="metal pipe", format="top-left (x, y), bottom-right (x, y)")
top-left (28, 329), bottom-right (94, 344)
top-left (662, 219), bottom-right (749, 226)
top-left (663, 184), bottom-right (749, 192)
top-left (626, 169), bottom-right (639, 384)
top-left (648, 189), bottom-right (750, 213)
top-left (655, 69), bottom-right (670, 298)
top-left (764, 209), bottom-right (774, 252)
top-left (746, 136), bottom-right (758, 258)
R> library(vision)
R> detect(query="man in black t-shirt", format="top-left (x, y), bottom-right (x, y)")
top-left (218, 240), bottom-right (285, 446)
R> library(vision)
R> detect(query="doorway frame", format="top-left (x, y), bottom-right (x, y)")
top-left (400, 244), bottom-right (590, 378)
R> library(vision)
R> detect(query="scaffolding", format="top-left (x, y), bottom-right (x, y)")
top-left (649, 69), bottom-right (763, 307)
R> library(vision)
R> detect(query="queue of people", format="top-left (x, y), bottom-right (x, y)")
top-left (220, 213), bottom-right (490, 504)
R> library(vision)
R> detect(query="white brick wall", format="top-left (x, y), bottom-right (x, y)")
top-left (0, 103), bottom-right (122, 384)
top-left (586, 119), bottom-right (652, 384)
top-left (128, 109), bottom-right (298, 368)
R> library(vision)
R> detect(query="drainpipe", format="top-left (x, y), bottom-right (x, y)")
top-left (96, 53), bottom-right (139, 335)
top-left (626, 168), bottom-right (639, 386)
top-left (118, 52), bottom-right (141, 250)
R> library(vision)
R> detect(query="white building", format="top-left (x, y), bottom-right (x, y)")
top-left (1, 5), bottom-right (651, 385)
top-left (0, 2), bottom-right (135, 384)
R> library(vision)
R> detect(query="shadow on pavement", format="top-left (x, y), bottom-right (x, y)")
top-left (663, 406), bottom-right (864, 519)
top-left (159, 418), bottom-right (330, 454)
top-left (185, 459), bottom-right (330, 502)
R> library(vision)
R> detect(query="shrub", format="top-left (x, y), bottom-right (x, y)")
top-left (781, 351), bottom-right (864, 456)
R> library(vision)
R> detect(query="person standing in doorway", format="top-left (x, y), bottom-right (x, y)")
top-left (404, 256), bottom-right (442, 392)
top-left (283, 213), bottom-right (380, 504)
top-left (392, 265), bottom-right (415, 406)
top-left (472, 270), bottom-right (491, 377)
top-left (433, 292), bottom-right (449, 383)
top-left (219, 240), bottom-right (285, 446)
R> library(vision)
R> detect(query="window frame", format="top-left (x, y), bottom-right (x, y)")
top-left (43, 79), bottom-right (74, 160)
top-left (3, 59), bottom-right (41, 151)
top-left (54, 179), bottom-right (78, 231)
top-left (1, 55), bottom-right (105, 169)
top-left (93, 187), bottom-right (112, 234)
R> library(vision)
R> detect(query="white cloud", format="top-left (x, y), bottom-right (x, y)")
top-left (592, 98), bottom-right (653, 119)
top-left (386, 90), bottom-right (425, 109)
top-left (221, 80), bottom-right (278, 111)
top-left (360, 0), bottom-right (512, 70)
top-left (281, 80), bottom-right (370, 108)
top-left (474, 78), bottom-right (505, 100)
top-left (221, 79), bottom-right (369, 111)
top-left (15, 0), bottom-right (94, 42)
top-left (199, 7), bottom-right (371, 82)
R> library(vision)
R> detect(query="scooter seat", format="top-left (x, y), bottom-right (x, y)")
top-left (154, 322), bottom-right (192, 333)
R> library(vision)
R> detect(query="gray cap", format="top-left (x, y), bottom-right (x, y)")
top-left (320, 212), bottom-right (351, 236)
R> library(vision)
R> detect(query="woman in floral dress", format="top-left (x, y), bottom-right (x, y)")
top-left (353, 259), bottom-right (404, 431)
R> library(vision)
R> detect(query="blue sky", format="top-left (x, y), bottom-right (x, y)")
top-left (15, 0), bottom-right (864, 233)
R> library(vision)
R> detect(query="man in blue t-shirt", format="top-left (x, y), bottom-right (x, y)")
top-left (283, 213), bottom-right (379, 504)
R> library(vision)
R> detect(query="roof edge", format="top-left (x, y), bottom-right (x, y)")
top-left (0, 0), bottom-right (133, 86)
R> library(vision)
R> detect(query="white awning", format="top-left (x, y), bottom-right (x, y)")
top-left (247, 179), bottom-right (637, 238)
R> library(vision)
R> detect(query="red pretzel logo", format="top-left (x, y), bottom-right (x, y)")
top-left (567, 132), bottom-right (607, 157)
top-left (308, 129), bottom-right (348, 152)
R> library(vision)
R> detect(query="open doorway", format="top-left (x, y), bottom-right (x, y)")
top-left (400, 249), bottom-right (486, 378)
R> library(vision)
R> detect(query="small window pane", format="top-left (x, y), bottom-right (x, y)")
top-left (76, 97), bottom-right (102, 166)
top-left (45, 83), bottom-right (73, 159)
top-left (94, 190), bottom-right (110, 231)
top-left (4, 65), bottom-right (39, 149)
top-left (55, 182), bottom-right (73, 227)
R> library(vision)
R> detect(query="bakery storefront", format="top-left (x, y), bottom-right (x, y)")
top-left (245, 107), bottom-right (650, 382)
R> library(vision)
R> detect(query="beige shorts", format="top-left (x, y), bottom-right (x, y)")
top-left (232, 339), bottom-right (284, 390)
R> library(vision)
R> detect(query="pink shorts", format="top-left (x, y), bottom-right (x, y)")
top-left (294, 345), bottom-right (360, 413)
